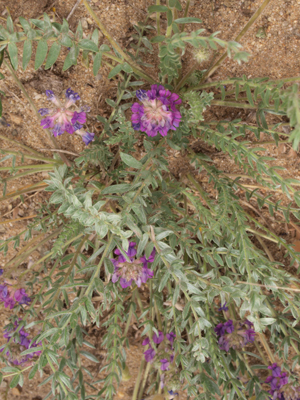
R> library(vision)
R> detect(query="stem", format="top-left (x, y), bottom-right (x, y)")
top-left (85, 235), bottom-right (114, 297)
top-left (180, 0), bottom-right (191, 32)
top-left (4, 59), bottom-right (71, 166)
top-left (42, 234), bottom-right (89, 314)
top-left (0, 163), bottom-right (57, 171)
top-left (0, 181), bottom-right (47, 202)
top-left (211, 99), bottom-right (257, 110)
top-left (1, 166), bottom-right (55, 183)
top-left (201, 0), bottom-right (274, 80)
top-left (0, 148), bottom-right (60, 163)
top-left (132, 358), bottom-right (145, 400)
top-left (82, 0), bottom-right (156, 85)
top-left (0, 133), bottom-right (48, 158)
top-left (156, 0), bottom-right (161, 36)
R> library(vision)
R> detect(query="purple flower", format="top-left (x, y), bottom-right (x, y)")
top-left (160, 358), bottom-right (170, 371)
top-left (166, 332), bottom-right (176, 344)
top-left (268, 363), bottom-right (282, 378)
top-left (2, 320), bottom-right (41, 366)
top-left (111, 242), bottom-right (154, 288)
top-left (3, 296), bottom-right (15, 309)
top-left (142, 338), bottom-right (150, 346)
top-left (131, 84), bottom-right (182, 137)
top-left (39, 89), bottom-right (94, 145)
top-left (218, 302), bottom-right (228, 312)
top-left (168, 391), bottom-right (179, 399)
top-left (14, 289), bottom-right (31, 305)
top-left (144, 347), bottom-right (155, 362)
top-left (115, 242), bottom-right (137, 258)
top-left (218, 335), bottom-right (230, 352)
top-left (79, 130), bottom-right (95, 145)
top-left (38, 108), bottom-right (50, 116)
top-left (224, 320), bottom-right (234, 333)
top-left (140, 249), bottom-right (156, 267)
top-left (214, 323), bottom-right (226, 337)
top-left (71, 111), bottom-right (87, 124)
top-left (216, 319), bottom-right (256, 352)
top-left (153, 331), bottom-right (164, 344)
top-left (240, 328), bottom-right (256, 344)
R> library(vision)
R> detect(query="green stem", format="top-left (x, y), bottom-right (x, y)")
top-left (85, 235), bottom-right (114, 297)
top-left (1, 166), bottom-right (55, 183)
top-left (0, 148), bottom-right (60, 163)
top-left (201, 0), bottom-right (274, 80)
top-left (132, 358), bottom-right (146, 400)
top-left (156, 0), bottom-right (161, 36)
top-left (0, 163), bottom-right (56, 171)
top-left (0, 133), bottom-right (48, 158)
top-left (82, 0), bottom-right (156, 85)
top-left (4, 59), bottom-right (71, 166)
top-left (42, 234), bottom-right (89, 315)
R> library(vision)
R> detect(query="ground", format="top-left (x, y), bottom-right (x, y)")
top-left (1, 0), bottom-right (300, 398)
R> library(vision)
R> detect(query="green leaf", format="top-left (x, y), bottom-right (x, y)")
top-left (34, 39), bottom-right (48, 70)
top-left (122, 62), bottom-right (133, 73)
top-left (78, 39), bottom-right (99, 52)
top-left (93, 52), bottom-right (102, 76)
top-left (22, 40), bottom-right (32, 70)
top-left (10, 374), bottom-right (20, 388)
top-left (45, 42), bottom-right (61, 69)
top-left (8, 42), bottom-right (18, 70)
top-left (91, 29), bottom-right (99, 45)
top-left (101, 184), bottom-right (132, 194)
top-left (167, 9), bottom-right (173, 26)
top-left (148, 5), bottom-right (169, 12)
top-left (174, 17), bottom-right (202, 24)
top-left (200, 372), bottom-right (221, 395)
top-left (80, 350), bottom-right (99, 363)
top-left (158, 270), bottom-right (171, 292)
top-left (108, 63), bottom-right (123, 79)
top-left (7, 16), bottom-right (14, 34)
top-left (169, 0), bottom-right (182, 10)
top-left (150, 35), bottom-right (165, 43)
top-left (120, 152), bottom-right (142, 169)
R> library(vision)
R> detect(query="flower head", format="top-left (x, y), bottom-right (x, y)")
top-left (111, 242), bottom-right (155, 289)
top-left (265, 363), bottom-right (300, 400)
top-left (39, 88), bottom-right (94, 145)
top-left (131, 84), bottom-right (182, 138)
top-left (2, 320), bottom-right (41, 366)
top-left (215, 319), bottom-right (256, 352)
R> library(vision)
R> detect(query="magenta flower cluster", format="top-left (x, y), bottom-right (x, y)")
top-left (214, 319), bottom-right (256, 352)
top-left (265, 363), bottom-right (300, 400)
top-left (142, 330), bottom-right (176, 371)
top-left (1, 320), bottom-right (41, 366)
top-left (111, 242), bottom-right (155, 289)
top-left (131, 85), bottom-right (182, 137)
top-left (0, 270), bottom-right (31, 309)
top-left (38, 88), bottom-right (95, 145)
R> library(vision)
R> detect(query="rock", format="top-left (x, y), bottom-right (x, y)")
top-left (11, 387), bottom-right (21, 396)
top-left (10, 114), bottom-right (22, 125)
top-left (81, 18), bottom-right (88, 30)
